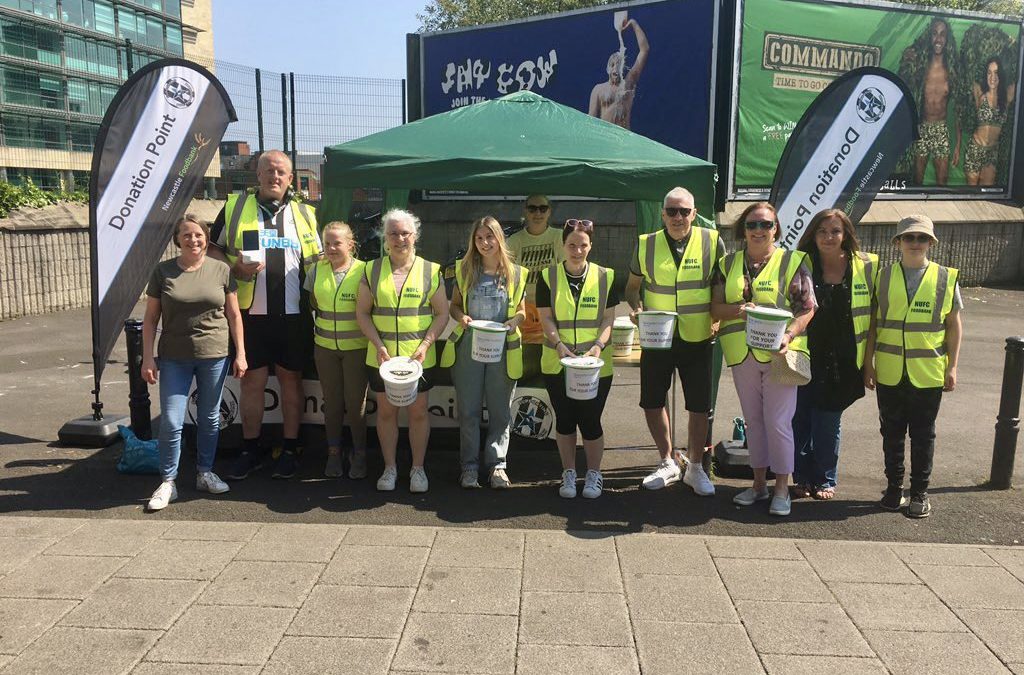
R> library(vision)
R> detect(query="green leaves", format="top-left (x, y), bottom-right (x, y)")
top-left (0, 178), bottom-right (88, 219)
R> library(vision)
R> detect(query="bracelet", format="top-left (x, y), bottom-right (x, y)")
top-left (594, 340), bottom-right (606, 349)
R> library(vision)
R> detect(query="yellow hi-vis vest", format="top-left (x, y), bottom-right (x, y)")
top-left (310, 259), bottom-right (368, 352)
top-left (364, 255), bottom-right (442, 368)
top-left (637, 227), bottom-right (720, 342)
top-left (440, 260), bottom-right (528, 379)
top-left (874, 262), bottom-right (958, 388)
top-left (222, 193), bottom-right (322, 310)
top-left (718, 247), bottom-right (810, 367)
top-left (540, 263), bottom-right (615, 377)
top-left (806, 251), bottom-right (879, 369)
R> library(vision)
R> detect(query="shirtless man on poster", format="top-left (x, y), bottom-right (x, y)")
top-left (588, 14), bottom-right (649, 129)
top-left (912, 18), bottom-right (960, 186)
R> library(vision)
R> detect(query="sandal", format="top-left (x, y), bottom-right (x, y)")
top-left (812, 486), bottom-right (836, 500)
top-left (790, 484), bottom-right (812, 499)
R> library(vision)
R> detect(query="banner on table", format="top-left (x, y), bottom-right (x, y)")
top-left (90, 59), bottom-right (236, 390)
top-left (771, 67), bottom-right (917, 248)
top-left (732, 0), bottom-right (1022, 197)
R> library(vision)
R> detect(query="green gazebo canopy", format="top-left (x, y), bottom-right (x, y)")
top-left (320, 91), bottom-right (717, 229)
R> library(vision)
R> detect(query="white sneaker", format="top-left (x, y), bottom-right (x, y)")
top-left (196, 471), bottom-right (230, 495)
top-left (460, 469), bottom-right (480, 489)
top-left (490, 468), bottom-right (512, 489)
top-left (733, 486), bottom-right (771, 506)
top-left (581, 470), bottom-right (604, 499)
top-left (642, 459), bottom-right (681, 490)
top-left (559, 469), bottom-right (578, 498)
top-left (147, 480), bottom-right (177, 511)
top-left (409, 466), bottom-right (429, 493)
top-left (769, 492), bottom-right (792, 516)
top-left (683, 464), bottom-right (715, 496)
top-left (377, 465), bottom-right (398, 491)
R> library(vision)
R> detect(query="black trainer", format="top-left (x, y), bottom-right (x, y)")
top-left (271, 450), bottom-right (298, 479)
top-left (225, 451), bottom-right (264, 481)
top-left (908, 493), bottom-right (932, 518)
top-left (879, 486), bottom-right (908, 511)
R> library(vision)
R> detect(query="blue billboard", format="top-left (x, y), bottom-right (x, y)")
top-left (419, 0), bottom-right (719, 160)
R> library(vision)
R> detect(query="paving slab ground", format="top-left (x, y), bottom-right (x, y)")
top-left (0, 515), bottom-right (1022, 674)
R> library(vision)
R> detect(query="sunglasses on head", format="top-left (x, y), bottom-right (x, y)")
top-left (526, 204), bottom-right (550, 213)
top-left (564, 219), bottom-right (594, 232)
top-left (664, 207), bottom-right (693, 218)
top-left (900, 233), bottom-right (932, 243)
top-left (745, 219), bottom-right (776, 230)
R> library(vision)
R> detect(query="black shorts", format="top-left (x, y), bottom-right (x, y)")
top-left (243, 313), bottom-right (310, 372)
top-left (544, 374), bottom-right (613, 441)
top-left (639, 337), bottom-right (713, 413)
top-left (367, 364), bottom-right (436, 394)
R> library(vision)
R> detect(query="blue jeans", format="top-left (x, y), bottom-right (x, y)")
top-left (157, 357), bottom-right (229, 481)
top-left (792, 385), bottom-right (843, 489)
top-left (451, 337), bottom-right (515, 472)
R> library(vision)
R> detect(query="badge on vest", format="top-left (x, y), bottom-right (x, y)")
top-left (911, 300), bottom-right (932, 314)
top-left (260, 229), bottom-right (300, 250)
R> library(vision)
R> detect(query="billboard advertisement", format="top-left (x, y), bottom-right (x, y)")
top-left (731, 0), bottom-right (1023, 198)
top-left (419, 0), bottom-right (719, 160)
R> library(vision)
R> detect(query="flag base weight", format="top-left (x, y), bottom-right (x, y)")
top-left (58, 414), bottom-right (129, 447)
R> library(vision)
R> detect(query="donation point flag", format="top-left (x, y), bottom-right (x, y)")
top-left (90, 58), bottom-right (236, 391)
top-left (770, 67), bottom-right (917, 249)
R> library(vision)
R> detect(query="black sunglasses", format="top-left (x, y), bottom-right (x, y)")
top-left (664, 207), bottom-right (693, 218)
top-left (564, 219), bottom-right (594, 232)
top-left (900, 233), bottom-right (932, 243)
top-left (745, 220), bottom-right (776, 230)
top-left (526, 204), bottom-right (550, 213)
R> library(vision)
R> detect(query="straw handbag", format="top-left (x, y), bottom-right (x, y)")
top-left (769, 350), bottom-right (811, 386)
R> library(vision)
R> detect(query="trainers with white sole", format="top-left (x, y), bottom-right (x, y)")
top-left (196, 471), bottom-right (229, 494)
top-left (490, 468), bottom-right (512, 489)
top-left (683, 464), bottom-right (715, 496)
top-left (147, 480), bottom-right (177, 511)
top-left (581, 470), bottom-right (604, 499)
top-left (460, 469), bottom-right (480, 489)
top-left (377, 465), bottom-right (398, 491)
top-left (409, 466), bottom-right (429, 493)
top-left (733, 486), bottom-right (770, 506)
top-left (642, 459), bottom-right (681, 490)
top-left (769, 492), bottom-right (792, 516)
top-left (559, 469), bottom-right (578, 498)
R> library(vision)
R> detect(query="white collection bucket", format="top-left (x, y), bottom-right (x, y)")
top-left (469, 320), bottom-right (507, 363)
top-left (638, 311), bottom-right (677, 350)
top-left (745, 306), bottom-right (793, 351)
top-left (378, 356), bottom-right (423, 407)
top-left (611, 316), bottom-right (636, 357)
top-left (561, 356), bottom-right (604, 401)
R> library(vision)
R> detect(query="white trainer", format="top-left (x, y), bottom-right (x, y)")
top-left (581, 470), bottom-right (604, 499)
top-left (460, 469), bottom-right (480, 489)
top-left (642, 459), bottom-right (681, 490)
top-left (559, 469), bottom-right (578, 498)
top-left (683, 464), bottom-right (715, 496)
top-left (733, 486), bottom-right (771, 506)
top-left (147, 480), bottom-right (177, 511)
top-left (409, 466), bottom-right (429, 493)
top-left (376, 465), bottom-right (398, 491)
top-left (196, 471), bottom-right (230, 494)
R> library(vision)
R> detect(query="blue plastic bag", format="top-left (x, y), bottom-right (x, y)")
top-left (116, 425), bottom-right (160, 475)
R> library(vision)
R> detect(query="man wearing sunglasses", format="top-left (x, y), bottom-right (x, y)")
top-left (508, 195), bottom-right (565, 375)
top-left (625, 187), bottom-right (725, 496)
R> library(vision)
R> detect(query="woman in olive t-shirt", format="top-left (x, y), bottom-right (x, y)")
top-left (141, 214), bottom-right (246, 512)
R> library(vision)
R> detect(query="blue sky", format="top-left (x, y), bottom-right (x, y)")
top-left (212, 0), bottom-right (425, 79)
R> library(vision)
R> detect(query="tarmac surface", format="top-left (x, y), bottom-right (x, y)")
top-left (0, 289), bottom-right (1022, 545)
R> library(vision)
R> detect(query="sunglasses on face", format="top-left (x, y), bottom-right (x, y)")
top-left (745, 220), bottom-right (776, 231)
top-left (564, 219), bottom-right (594, 232)
top-left (664, 207), bottom-right (693, 218)
top-left (526, 204), bottom-right (550, 213)
top-left (900, 233), bottom-right (932, 243)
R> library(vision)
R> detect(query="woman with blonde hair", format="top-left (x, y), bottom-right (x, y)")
top-left (442, 216), bottom-right (527, 488)
top-left (304, 221), bottom-right (369, 479)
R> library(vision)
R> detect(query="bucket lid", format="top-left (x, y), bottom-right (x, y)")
top-left (746, 306), bottom-right (794, 321)
top-left (468, 320), bottom-right (507, 333)
top-left (560, 356), bottom-right (605, 370)
top-left (379, 356), bottom-right (423, 382)
top-left (613, 317), bottom-right (635, 329)
top-left (638, 310), bottom-right (678, 317)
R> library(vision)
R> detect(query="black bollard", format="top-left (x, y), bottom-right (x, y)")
top-left (990, 336), bottom-right (1024, 490)
top-left (124, 319), bottom-right (153, 440)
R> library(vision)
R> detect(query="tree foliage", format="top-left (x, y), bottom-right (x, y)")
top-left (0, 179), bottom-right (89, 219)
top-left (418, 0), bottom-right (613, 31)
top-left (888, 0), bottom-right (1022, 16)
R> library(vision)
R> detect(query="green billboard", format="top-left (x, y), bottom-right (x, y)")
top-left (732, 0), bottom-right (1022, 196)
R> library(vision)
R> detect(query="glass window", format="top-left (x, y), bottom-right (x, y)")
top-left (67, 78), bottom-right (88, 113)
top-left (0, 19), bottom-right (60, 66)
top-left (145, 0), bottom-right (161, 11)
top-left (3, 114), bottom-right (66, 150)
top-left (70, 123), bottom-right (98, 151)
top-left (165, 24), bottom-right (181, 54)
top-left (96, 41), bottom-right (117, 77)
top-left (62, 0), bottom-right (85, 26)
top-left (40, 74), bottom-right (62, 109)
top-left (0, 66), bottom-right (61, 109)
top-left (164, 0), bottom-right (179, 18)
top-left (146, 16), bottom-right (162, 49)
top-left (94, 0), bottom-right (114, 35)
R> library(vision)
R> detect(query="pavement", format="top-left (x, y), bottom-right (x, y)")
top-left (0, 514), bottom-right (1023, 674)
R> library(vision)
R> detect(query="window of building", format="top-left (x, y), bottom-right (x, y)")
top-left (165, 23), bottom-right (181, 54)
top-left (164, 0), bottom-right (179, 18)
top-left (0, 18), bottom-right (61, 66)
top-left (8, 167), bottom-right (64, 190)
top-left (2, 114), bottom-right (66, 150)
top-left (1, 66), bottom-right (63, 110)
top-left (69, 122), bottom-right (98, 151)
top-left (145, 15), bottom-right (162, 49)
top-left (65, 35), bottom-right (118, 78)
top-left (94, 0), bottom-right (115, 35)
top-left (0, 0), bottom-right (58, 20)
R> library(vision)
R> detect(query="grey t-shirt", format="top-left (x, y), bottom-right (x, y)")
top-left (146, 257), bottom-right (237, 360)
top-left (901, 263), bottom-right (963, 311)
top-left (466, 273), bottom-right (509, 323)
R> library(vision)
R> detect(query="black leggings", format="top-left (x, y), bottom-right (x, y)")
top-left (544, 374), bottom-right (613, 441)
